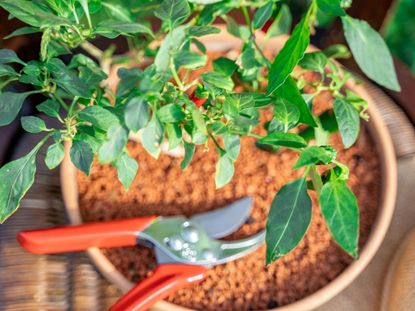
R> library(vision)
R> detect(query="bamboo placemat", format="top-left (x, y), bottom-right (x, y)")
top-left (0, 82), bottom-right (414, 311)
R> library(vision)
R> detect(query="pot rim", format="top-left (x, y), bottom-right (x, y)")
top-left (60, 27), bottom-right (397, 311)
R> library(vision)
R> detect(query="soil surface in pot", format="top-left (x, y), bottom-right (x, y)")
top-left (77, 114), bottom-right (380, 311)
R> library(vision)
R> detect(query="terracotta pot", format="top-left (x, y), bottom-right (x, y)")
top-left (60, 28), bottom-right (397, 311)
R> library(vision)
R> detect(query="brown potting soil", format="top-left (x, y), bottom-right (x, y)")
top-left (77, 94), bottom-right (380, 310)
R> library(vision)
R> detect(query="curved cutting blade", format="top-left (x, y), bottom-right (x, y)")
top-left (189, 197), bottom-right (253, 239)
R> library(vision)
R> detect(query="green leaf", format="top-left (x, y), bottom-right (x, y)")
top-left (272, 98), bottom-right (300, 132)
top-left (155, 25), bottom-right (187, 74)
top-left (316, 0), bottom-right (345, 16)
top-left (141, 116), bottom-right (164, 159)
top-left (320, 180), bottom-right (359, 258)
top-left (4, 26), bottom-right (40, 39)
top-left (202, 72), bottom-right (234, 91)
top-left (259, 132), bottom-right (307, 149)
top-left (0, 0), bottom-right (70, 28)
top-left (323, 44), bottom-right (351, 59)
top-left (0, 141), bottom-right (41, 223)
top-left (294, 146), bottom-right (336, 169)
top-left (213, 57), bottom-right (237, 76)
top-left (98, 124), bottom-right (128, 164)
top-left (125, 96), bottom-right (150, 133)
top-left (45, 142), bottom-right (65, 169)
top-left (78, 106), bottom-right (119, 131)
top-left (266, 177), bottom-right (312, 263)
top-left (155, 0), bottom-right (190, 29)
top-left (342, 15), bottom-right (400, 91)
top-left (95, 21), bottom-right (154, 39)
top-left (253, 1), bottom-right (274, 30)
top-left (224, 134), bottom-right (240, 162)
top-left (181, 141), bottom-right (196, 170)
top-left (188, 0), bottom-right (223, 3)
top-left (267, 9), bottom-right (311, 95)
top-left (174, 50), bottom-right (207, 70)
top-left (333, 98), bottom-right (360, 148)
top-left (0, 49), bottom-right (26, 65)
top-left (225, 15), bottom-right (250, 40)
top-left (191, 107), bottom-right (207, 135)
top-left (114, 153), bottom-right (138, 190)
top-left (36, 99), bottom-right (60, 118)
top-left (70, 140), bottom-right (93, 176)
top-left (0, 64), bottom-right (17, 77)
top-left (0, 92), bottom-right (29, 126)
top-left (21, 116), bottom-right (47, 133)
top-left (215, 153), bottom-right (234, 189)
top-left (239, 44), bottom-right (262, 70)
top-left (188, 25), bottom-right (221, 37)
top-left (298, 52), bottom-right (328, 74)
top-left (264, 3), bottom-right (292, 38)
top-left (165, 123), bottom-right (182, 150)
top-left (274, 77), bottom-right (316, 127)
top-left (157, 104), bottom-right (185, 123)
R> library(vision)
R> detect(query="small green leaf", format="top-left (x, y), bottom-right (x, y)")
top-left (316, 0), bottom-right (345, 16)
top-left (215, 153), bottom-right (234, 189)
top-left (36, 99), bottom-right (60, 118)
top-left (273, 99), bottom-right (300, 132)
top-left (174, 50), bottom-right (207, 70)
top-left (188, 25), bottom-right (221, 37)
top-left (202, 72), bottom-right (234, 91)
top-left (70, 140), bottom-right (94, 176)
top-left (45, 142), bottom-right (65, 169)
top-left (253, 1), bottom-right (274, 30)
top-left (4, 27), bottom-right (40, 39)
top-left (157, 104), bottom-right (186, 123)
top-left (141, 116), bottom-right (164, 159)
top-left (155, 0), bottom-right (190, 29)
top-left (95, 21), bottom-right (154, 39)
top-left (264, 3), bottom-right (292, 38)
top-left (342, 15), bottom-right (400, 91)
top-left (0, 49), bottom-right (26, 65)
top-left (259, 132), bottom-right (307, 149)
top-left (267, 9), bottom-right (311, 95)
top-left (98, 124), bottom-right (128, 164)
top-left (155, 25), bottom-right (187, 74)
top-left (224, 134), bottom-right (240, 162)
top-left (0, 64), bottom-right (17, 77)
top-left (78, 106), bottom-right (119, 131)
top-left (333, 98), bottom-right (360, 148)
top-left (0, 141), bottom-right (42, 223)
top-left (181, 141), bottom-right (196, 170)
top-left (320, 180), bottom-right (359, 258)
top-left (213, 57), bottom-right (237, 76)
top-left (294, 146), bottom-right (336, 169)
top-left (266, 177), bottom-right (312, 264)
top-left (298, 52), bottom-right (328, 74)
top-left (125, 96), bottom-right (150, 133)
top-left (274, 77), bottom-right (316, 127)
top-left (114, 153), bottom-right (138, 190)
top-left (191, 108), bottom-right (207, 135)
top-left (225, 16), bottom-right (250, 40)
top-left (0, 92), bottom-right (29, 126)
top-left (165, 123), bottom-right (182, 150)
top-left (21, 116), bottom-right (47, 133)
top-left (323, 44), bottom-right (351, 59)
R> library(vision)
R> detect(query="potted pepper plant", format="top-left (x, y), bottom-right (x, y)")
top-left (0, 0), bottom-right (399, 310)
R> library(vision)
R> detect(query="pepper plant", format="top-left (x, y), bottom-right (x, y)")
top-left (0, 0), bottom-right (399, 264)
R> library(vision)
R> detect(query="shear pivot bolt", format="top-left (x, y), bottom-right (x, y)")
top-left (181, 223), bottom-right (199, 243)
top-left (166, 235), bottom-right (184, 251)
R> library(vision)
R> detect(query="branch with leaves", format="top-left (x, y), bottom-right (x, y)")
top-left (0, 0), bottom-right (399, 264)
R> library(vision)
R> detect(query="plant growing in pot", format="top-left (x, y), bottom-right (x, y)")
top-left (0, 0), bottom-right (399, 310)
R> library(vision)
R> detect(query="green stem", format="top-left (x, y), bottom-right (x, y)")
top-left (68, 96), bottom-right (79, 117)
top-left (247, 132), bottom-right (263, 139)
top-left (80, 41), bottom-right (104, 61)
top-left (53, 94), bottom-right (69, 112)
top-left (309, 165), bottom-right (323, 196)
top-left (169, 61), bottom-right (184, 90)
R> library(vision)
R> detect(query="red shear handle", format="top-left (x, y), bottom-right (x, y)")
top-left (17, 216), bottom-right (157, 254)
top-left (110, 264), bottom-right (207, 311)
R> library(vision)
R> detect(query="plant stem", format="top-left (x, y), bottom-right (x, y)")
top-left (247, 132), bottom-right (263, 139)
top-left (80, 41), bottom-right (104, 61)
top-left (308, 165), bottom-right (323, 196)
top-left (169, 61), bottom-right (184, 90)
top-left (53, 94), bottom-right (69, 112)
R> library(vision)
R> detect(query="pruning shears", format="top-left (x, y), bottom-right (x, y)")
top-left (17, 197), bottom-right (264, 311)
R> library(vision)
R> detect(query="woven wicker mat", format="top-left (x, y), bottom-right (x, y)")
top-left (1, 82), bottom-right (414, 311)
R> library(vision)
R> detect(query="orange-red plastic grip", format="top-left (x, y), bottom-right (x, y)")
top-left (17, 216), bottom-right (157, 254)
top-left (110, 264), bottom-right (208, 311)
